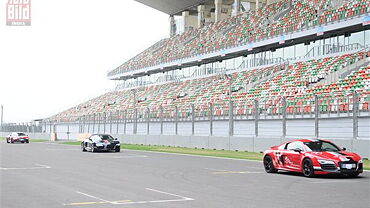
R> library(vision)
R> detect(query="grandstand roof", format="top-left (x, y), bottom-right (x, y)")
top-left (134, 0), bottom-right (206, 15)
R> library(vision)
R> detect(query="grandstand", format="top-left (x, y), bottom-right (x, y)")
top-left (44, 0), bottom-right (370, 156)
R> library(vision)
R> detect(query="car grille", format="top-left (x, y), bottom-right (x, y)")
top-left (320, 164), bottom-right (337, 171)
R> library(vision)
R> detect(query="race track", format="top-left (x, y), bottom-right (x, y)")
top-left (1, 141), bottom-right (369, 208)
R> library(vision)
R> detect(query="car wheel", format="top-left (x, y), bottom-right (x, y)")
top-left (10, 139), bottom-right (14, 143)
top-left (302, 158), bottom-right (315, 177)
top-left (6, 139), bottom-right (9, 143)
top-left (115, 146), bottom-right (120, 152)
top-left (81, 143), bottom-right (86, 152)
top-left (264, 155), bottom-right (277, 173)
top-left (26, 140), bottom-right (29, 143)
top-left (91, 144), bottom-right (95, 153)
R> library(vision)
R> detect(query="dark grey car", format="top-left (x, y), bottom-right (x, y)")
top-left (81, 134), bottom-right (120, 152)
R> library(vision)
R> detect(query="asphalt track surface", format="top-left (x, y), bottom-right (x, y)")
top-left (1, 141), bottom-right (369, 208)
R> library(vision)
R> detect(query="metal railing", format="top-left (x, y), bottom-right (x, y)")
top-left (1, 123), bottom-right (42, 133)
top-left (304, 43), bottom-right (363, 58)
top-left (40, 92), bottom-right (370, 139)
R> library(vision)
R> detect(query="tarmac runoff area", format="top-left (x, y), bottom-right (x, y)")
top-left (1, 141), bottom-right (369, 208)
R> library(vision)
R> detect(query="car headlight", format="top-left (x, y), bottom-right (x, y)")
top-left (96, 143), bottom-right (103, 147)
top-left (115, 143), bottom-right (120, 146)
top-left (317, 159), bottom-right (335, 165)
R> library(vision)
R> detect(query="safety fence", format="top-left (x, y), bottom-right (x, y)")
top-left (40, 93), bottom-right (370, 140)
top-left (0, 123), bottom-right (42, 134)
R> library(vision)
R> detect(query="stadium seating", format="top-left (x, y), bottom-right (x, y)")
top-left (108, 0), bottom-right (369, 77)
top-left (51, 51), bottom-right (370, 121)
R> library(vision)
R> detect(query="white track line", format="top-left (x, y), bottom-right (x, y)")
top-left (114, 198), bottom-right (193, 205)
top-left (46, 148), bottom-right (79, 151)
top-left (310, 180), bottom-right (362, 184)
top-left (65, 188), bottom-right (193, 206)
top-left (95, 155), bottom-right (148, 159)
top-left (204, 167), bottom-right (264, 174)
top-left (76, 191), bottom-right (115, 204)
top-left (145, 188), bottom-right (194, 200)
top-left (0, 164), bottom-right (51, 170)
top-left (113, 188), bottom-right (194, 205)
top-left (204, 168), bottom-right (232, 172)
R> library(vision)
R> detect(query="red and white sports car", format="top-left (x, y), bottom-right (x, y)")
top-left (6, 132), bottom-right (29, 144)
top-left (263, 139), bottom-right (363, 177)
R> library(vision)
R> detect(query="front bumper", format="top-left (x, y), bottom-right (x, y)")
top-left (93, 144), bottom-right (120, 151)
top-left (313, 162), bottom-right (363, 174)
top-left (13, 138), bottom-right (29, 143)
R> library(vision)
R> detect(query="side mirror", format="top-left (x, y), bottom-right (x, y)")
top-left (115, 138), bottom-right (118, 140)
top-left (342, 147), bottom-right (346, 151)
top-left (89, 138), bottom-right (92, 141)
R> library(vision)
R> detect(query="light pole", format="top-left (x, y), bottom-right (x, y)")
top-left (222, 73), bottom-right (234, 138)
top-left (131, 89), bottom-right (137, 134)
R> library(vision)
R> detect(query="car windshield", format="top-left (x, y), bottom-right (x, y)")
top-left (17, 133), bottom-right (26, 136)
top-left (304, 141), bottom-right (341, 152)
top-left (99, 135), bottom-right (114, 142)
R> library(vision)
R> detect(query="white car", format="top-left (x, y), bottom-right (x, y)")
top-left (6, 132), bottom-right (29, 143)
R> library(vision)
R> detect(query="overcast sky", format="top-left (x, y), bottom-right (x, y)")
top-left (0, 0), bottom-right (168, 123)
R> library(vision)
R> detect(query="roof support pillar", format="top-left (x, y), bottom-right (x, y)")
top-left (232, 0), bottom-right (240, 16)
top-left (215, 0), bottom-right (222, 22)
top-left (182, 11), bottom-right (190, 32)
top-left (197, 5), bottom-right (205, 28)
top-left (169, 15), bottom-right (176, 37)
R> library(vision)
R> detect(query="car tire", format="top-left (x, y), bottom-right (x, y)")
top-left (264, 155), bottom-right (277, 173)
top-left (26, 140), bottom-right (29, 143)
top-left (6, 139), bottom-right (9, 143)
top-left (302, 158), bottom-right (315, 177)
top-left (81, 143), bottom-right (86, 152)
top-left (91, 145), bottom-right (95, 153)
top-left (115, 146), bottom-right (120, 152)
top-left (10, 139), bottom-right (14, 144)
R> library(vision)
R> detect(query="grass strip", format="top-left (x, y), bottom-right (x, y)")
top-left (60, 141), bottom-right (81, 145)
top-left (122, 143), bottom-right (264, 160)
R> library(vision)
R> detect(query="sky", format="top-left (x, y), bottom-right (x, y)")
top-left (0, 0), bottom-right (169, 123)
